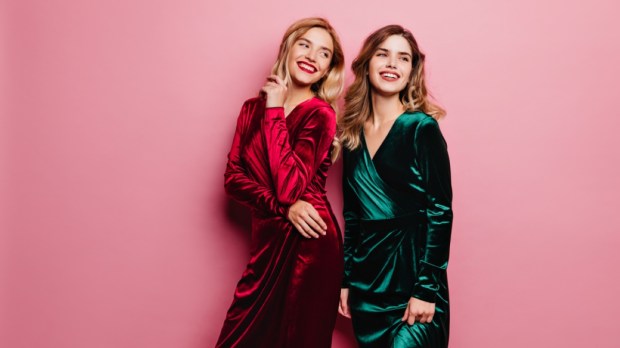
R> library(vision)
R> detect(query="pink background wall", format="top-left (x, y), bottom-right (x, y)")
top-left (4, 0), bottom-right (620, 347)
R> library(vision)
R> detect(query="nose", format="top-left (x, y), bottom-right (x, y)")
top-left (305, 50), bottom-right (318, 62)
top-left (386, 55), bottom-right (397, 69)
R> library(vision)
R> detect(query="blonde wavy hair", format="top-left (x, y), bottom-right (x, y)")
top-left (271, 17), bottom-right (345, 160)
top-left (339, 25), bottom-right (446, 151)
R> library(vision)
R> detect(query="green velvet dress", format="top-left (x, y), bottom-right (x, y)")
top-left (342, 112), bottom-right (453, 348)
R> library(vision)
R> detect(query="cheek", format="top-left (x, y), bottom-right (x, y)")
top-left (402, 67), bottom-right (413, 83)
top-left (318, 58), bottom-right (331, 73)
top-left (368, 74), bottom-right (381, 89)
top-left (288, 47), bottom-right (302, 62)
top-left (369, 59), bottom-right (379, 71)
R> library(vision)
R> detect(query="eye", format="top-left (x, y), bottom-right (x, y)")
top-left (299, 42), bottom-right (309, 48)
top-left (400, 56), bottom-right (410, 62)
top-left (376, 52), bottom-right (387, 57)
top-left (320, 51), bottom-right (330, 59)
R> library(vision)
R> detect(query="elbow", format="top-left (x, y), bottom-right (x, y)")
top-left (223, 173), bottom-right (236, 196)
top-left (224, 181), bottom-right (232, 196)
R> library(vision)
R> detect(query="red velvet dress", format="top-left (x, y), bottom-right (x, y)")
top-left (216, 96), bottom-right (343, 348)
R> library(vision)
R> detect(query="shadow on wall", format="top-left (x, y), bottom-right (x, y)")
top-left (225, 199), bottom-right (252, 235)
top-left (326, 159), bottom-right (358, 347)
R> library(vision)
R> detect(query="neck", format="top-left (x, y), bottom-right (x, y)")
top-left (370, 92), bottom-right (406, 125)
top-left (285, 83), bottom-right (315, 109)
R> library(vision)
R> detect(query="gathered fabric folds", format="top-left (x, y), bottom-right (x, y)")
top-left (342, 112), bottom-right (453, 348)
top-left (216, 97), bottom-right (343, 348)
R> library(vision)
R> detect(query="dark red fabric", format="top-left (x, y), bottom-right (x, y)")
top-left (216, 97), bottom-right (343, 348)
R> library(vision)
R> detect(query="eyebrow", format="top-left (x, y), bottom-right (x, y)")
top-left (376, 47), bottom-right (412, 58)
top-left (299, 37), bottom-right (333, 54)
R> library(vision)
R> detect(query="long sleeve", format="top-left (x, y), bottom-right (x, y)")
top-left (342, 150), bottom-right (361, 288)
top-left (224, 102), bottom-right (287, 217)
top-left (262, 105), bottom-right (336, 205)
top-left (411, 117), bottom-right (453, 303)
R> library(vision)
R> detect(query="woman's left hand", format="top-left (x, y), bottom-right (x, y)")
top-left (261, 75), bottom-right (287, 108)
top-left (402, 297), bottom-right (435, 325)
top-left (287, 200), bottom-right (327, 238)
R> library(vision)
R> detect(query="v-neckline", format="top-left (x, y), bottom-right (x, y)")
top-left (362, 113), bottom-right (404, 161)
top-left (284, 96), bottom-right (316, 118)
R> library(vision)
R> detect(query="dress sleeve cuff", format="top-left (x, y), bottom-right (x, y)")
top-left (412, 267), bottom-right (439, 303)
top-left (264, 106), bottom-right (285, 119)
top-left (342, 269), bottom-right (351, 288)
top-left (281, 204), bottom-right (290, 218)
top-left (412, 283), bottom-right (438, 303)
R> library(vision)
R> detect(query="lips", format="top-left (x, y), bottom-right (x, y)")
top-left (379, 71), bottom-right (400, 81)
top-left (297, 61), bottom-right (318, 74)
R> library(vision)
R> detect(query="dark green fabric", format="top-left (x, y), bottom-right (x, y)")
top-left (342, 112), bottom-right (453, 348)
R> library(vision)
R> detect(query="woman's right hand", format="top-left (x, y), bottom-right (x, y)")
top-left (287, 200), bottom-right (327, 238)
top-left (338, 288), bottom-right (351, 318)
top-left (261, 75), bottom-right (287, 109)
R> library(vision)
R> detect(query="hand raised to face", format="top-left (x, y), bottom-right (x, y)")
top-left (261, 75), bottom-right (288, 109)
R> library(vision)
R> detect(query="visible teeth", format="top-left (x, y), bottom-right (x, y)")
top-left (382, 73), bottom-right (398, 79)
top-left (300, 63), bottom-right (315, 71)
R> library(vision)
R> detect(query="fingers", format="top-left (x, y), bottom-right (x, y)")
top-left (408, 313), bottom-right (433, 325)
top-left (264, 79), bottom-right (280, 87)
top-left (339, 289), bottom-right (351, 318)
top-left (292, 220), bottom-right (319, 239)
top-left (263, 76), bottom-right (285, 91)
top-left (307, 208), bottom-right (327, 232)
top-left (303, 217), bottom-right (325, 236)
top-left (299, 220), bottom-right (320, 238)
top-left (260, 81), bottom-right (279, 93)
top-left (287, 201), bottom-right (327, 238)
top-left (262, 76), bottom-right (287, 108)
top-left (401, 301), bottom-right (410, 322)
top-left (291, 222), bottom-right (311, 238)
top-left (405, 309), bottom-right (427, 325)
top-left (267, 75), bottom-right (286, 86)
top-left (338, 301), bottom-right (351, 318)
top-left (421, 313), bottom-right (434, 323)
top-left (303, 208), bottom-right (326, 236)
top-left (412, 313), bottom-right (435, 324)
top-left (402, 298), bottom-right (435, 325)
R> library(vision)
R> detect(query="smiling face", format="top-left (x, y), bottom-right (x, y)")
top-left (368, 34), bottom-right (413, 97)
top-left (286, 27), bottom-right (334, 89)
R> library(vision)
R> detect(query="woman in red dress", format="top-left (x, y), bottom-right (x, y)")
top-left (216, 18), bottom-right (345, 348)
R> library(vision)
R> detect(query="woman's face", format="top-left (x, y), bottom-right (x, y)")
top-left (368, 35), bottom-right (413, 97)
top-left (286, 27), bottom-right (334, 89)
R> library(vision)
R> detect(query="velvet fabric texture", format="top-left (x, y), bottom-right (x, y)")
top-left (342, 112), bottom-right (453, 348)
top-left (216, 97), bottom-right (343, 348)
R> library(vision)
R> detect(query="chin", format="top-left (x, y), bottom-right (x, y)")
top-left (291, 76), bottom-right (319, 88)
top-left (377, 84), bottom-right (406, 95)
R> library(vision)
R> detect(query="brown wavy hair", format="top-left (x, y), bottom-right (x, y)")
top-left (339, 25), bottom-right (446, 151)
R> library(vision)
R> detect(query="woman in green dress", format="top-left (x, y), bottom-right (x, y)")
top-left (337, 25), bottom-right (453, 348)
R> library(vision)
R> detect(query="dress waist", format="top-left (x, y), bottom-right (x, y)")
top-left (360, 213), bottom-right (425, 231)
